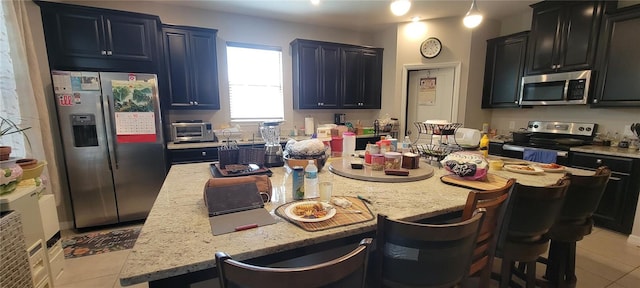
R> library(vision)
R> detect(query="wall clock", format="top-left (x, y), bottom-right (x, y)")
top-left (420, 37), bottom-right (442, 59)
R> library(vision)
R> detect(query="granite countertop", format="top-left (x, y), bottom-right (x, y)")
top-left (571, 145), bottom-right (640, 159)
top-left (118, 157), bottom-right (590, 286)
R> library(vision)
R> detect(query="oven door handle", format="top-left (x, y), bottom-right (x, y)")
top-left (502, 144), bottom-right (568, 157)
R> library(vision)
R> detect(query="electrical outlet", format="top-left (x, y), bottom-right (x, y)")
top-left (508, 121), bottom-right (516, 130)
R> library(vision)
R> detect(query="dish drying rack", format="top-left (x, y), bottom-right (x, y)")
top-left (412, 122), bottom-right (464, 163)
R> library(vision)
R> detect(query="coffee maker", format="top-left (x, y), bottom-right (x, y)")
top-left (260, 121), bottom-right (284, 167)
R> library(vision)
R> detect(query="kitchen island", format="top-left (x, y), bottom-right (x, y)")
top-left (119, 157), bottom-right (591, 287)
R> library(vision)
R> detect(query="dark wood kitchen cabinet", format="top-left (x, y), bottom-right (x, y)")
top-left (169, 147), bottom-right (219, 164)
top-left (341, 48), bottom-right (383, 109)
top-left (162, 25), bottom-right (220, 109)
top-left (291, 40), bottom-right (341, 109)
top-left (592, 6), bottom-right (640, 107)
top-left (525, 1), bottom-right (612, 75)
top-left (291, 39), bottom-right (383, 110)
top-left (482, 31), bottom-right (529, 108)
top-left (571, 152), bottom-right (640, 234)
top-left (38, 1), bottom-right (160, 73)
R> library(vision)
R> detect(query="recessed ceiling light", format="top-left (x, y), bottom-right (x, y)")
top-left (310, 0), bottom-right (320, 6)
top-left (390, 0), bottom-right (411, 17)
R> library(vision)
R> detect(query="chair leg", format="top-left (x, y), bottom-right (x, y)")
top-left (500, 257), bottom-right (513, 288)
top-left (525, 261), bottom-right (536, 288)
top-left (566, 242), bottom-right (577, 288)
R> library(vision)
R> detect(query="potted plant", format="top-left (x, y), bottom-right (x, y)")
top-left (0, 116), bottom-right (31, 161)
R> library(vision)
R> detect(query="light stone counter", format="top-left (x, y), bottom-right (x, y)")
top-left (118, 157), bottom-right (591, 286)
top-left (571, 145), bottom-right (640, 159)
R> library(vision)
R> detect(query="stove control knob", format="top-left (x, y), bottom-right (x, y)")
top-left (579, 127), bottom-right (585, 131)
top-left (533, 124), bottom-right (539, 129)
top-left (586, 127), bottom-right (592, 132)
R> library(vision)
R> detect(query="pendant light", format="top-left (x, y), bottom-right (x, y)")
top-left (463, 0), bottom-right (483, 28)
top-left (390, 0), bottom-right (411, 16)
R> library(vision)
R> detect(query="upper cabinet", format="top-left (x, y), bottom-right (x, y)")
top-left (525, 1), bottom-right (612, 75)
top-left (482, 31), bottom-right (529, 108)
top-left (291, 39), bottom-right (383, 110)
top-left (162, 25), bottom-right (220, 109)
top-left (592, 6), bottom-right (640, 107)
top-left (38, 1), bottom-right (160, 73)
top-left (341, 48), bottom-right (383, 109)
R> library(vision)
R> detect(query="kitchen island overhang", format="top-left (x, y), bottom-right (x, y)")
top-left (119, 159), bottom-right (591, 287)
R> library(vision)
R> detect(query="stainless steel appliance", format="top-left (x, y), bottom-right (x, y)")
top-left (520, 70), bottom-right (591, 105)
top-left (51, 70), bottom-right (167, 228)
top-left (260, 121), bottom-right (284, 167)
top-left (495, 120), bottom-right (597, 165)
top-left (171, 121), bottom-right (216, 143)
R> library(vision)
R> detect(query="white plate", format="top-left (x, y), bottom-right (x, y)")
top-left (534, 164), bottom-right (566, 173)
top-left (284, 201), bottom-right (336, 223)
top-left (503, 164), bottom-right (544, 175)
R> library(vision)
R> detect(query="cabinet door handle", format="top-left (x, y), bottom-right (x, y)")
top-left (202, 151), bottom-right (207, 156)
top-left (101, 50), bottom-right (107, 55)
top-left (194, 101), bottom-right (198, 105)
top-left (596, 159), bottom-right (603, 165)
top-left (190, 101), bottom-right (194, 105)
top-left (107, 51), bottom-right (113, 56)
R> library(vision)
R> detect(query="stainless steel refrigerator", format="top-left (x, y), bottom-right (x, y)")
top-left (52, 70), bottom-right (167, 228)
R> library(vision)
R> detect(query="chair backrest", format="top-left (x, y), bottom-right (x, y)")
top-left (462, 178), bottom-right (516, 279)
top-left (373, 210), bottom-right (485, 288)
top-left (498, 177), bottom-right (570, 248)
top-left (557, 166), bottom-right (611, 225)
top-left (215, 238), bottom-right (372, 288)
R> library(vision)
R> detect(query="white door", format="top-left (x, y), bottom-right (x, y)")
top-left (405, 67), bottom-right (456, 143)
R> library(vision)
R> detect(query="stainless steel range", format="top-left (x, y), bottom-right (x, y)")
top-left (495, 121), bottom-right (598, 165)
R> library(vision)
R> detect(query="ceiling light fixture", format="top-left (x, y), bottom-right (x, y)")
top-left (390, 0), bottom-right (411, 17)
top-left (310, 0), bottom-right (320, 6)
top-left (463, 0), bottom-right (483, 28)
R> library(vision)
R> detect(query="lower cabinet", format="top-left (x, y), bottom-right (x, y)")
top-left (570, 152), bottom-right (640, 234)
top-left (169, 147), bottom-right (219, 164)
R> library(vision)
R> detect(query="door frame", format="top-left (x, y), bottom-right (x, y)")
top-left (400, 61), bottom-right (461, 138)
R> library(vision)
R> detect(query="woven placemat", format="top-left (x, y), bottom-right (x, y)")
top-left (275, 196), bottom-right (374, 232)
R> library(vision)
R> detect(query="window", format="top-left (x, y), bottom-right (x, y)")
top-left (0, 2), bottom-right (26, 158)
top-left (226, 43), bottom-right (284, 122)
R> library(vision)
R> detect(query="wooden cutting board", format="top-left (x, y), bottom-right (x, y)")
top-left (440, 173), bottom-right (509, 191)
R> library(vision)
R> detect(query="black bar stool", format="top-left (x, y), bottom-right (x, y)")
top-left (494, 177), bottom-right (570, 288)
top-left (543, 166), bottom-right (611, 287)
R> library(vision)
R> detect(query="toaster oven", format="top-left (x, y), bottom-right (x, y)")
top-left (171, 121), bottom-right (216, 143)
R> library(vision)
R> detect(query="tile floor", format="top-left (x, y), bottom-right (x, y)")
top-left (54, 226), bottom-right (640, 288)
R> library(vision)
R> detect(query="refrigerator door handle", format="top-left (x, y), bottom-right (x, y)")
top-left (102, 94), bottom-right (119, 169)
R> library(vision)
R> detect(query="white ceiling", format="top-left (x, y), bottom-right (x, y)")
top-left (154, 0), bottom-right (536, 31)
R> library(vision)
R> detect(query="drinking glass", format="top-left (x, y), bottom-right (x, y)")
top-left (319, 182), bottom-right (333, 203)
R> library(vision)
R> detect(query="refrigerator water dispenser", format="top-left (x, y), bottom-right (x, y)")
top-left (71, 114), bottom-right (98, 147)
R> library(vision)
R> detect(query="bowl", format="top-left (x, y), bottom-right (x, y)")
top-left (21, 161), bottom-right (46, 180)
top-left (283, 154), bottom-right (327, 171)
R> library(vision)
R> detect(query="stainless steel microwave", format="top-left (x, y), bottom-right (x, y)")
top-left (171, 121), bottom-right (216, 143)
top-left (519, 70), bottom-right (591, 105)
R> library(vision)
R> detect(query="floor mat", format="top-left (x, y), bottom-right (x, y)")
top-left (62, 227), bottom-right (141, 259)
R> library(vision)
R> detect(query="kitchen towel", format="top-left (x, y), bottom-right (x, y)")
top-left (523, 148), bottom-right (557, 164)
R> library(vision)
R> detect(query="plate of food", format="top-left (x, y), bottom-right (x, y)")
top-left (503, 164), bottom-right (544, 175)
top-left (535, 163), bottom-right (566, 173)
top-left (284, 201), bottom-right (336, 223)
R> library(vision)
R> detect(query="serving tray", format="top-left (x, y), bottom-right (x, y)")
top-left (210, 163), bottom-right (272, 178)
top-left (440, 173), bottom-right (509, 191)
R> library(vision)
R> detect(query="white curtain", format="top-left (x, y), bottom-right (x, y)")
top-left (1, 0), bottom-right (62, 203)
